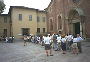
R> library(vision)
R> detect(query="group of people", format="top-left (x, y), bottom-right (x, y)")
top-left (23, 35), bottom-right (43, 46)
top-left (44, 33), bottom-right (83, 56)
top-left (23, 33), bottom-right (84, 56)
top-left (0, 36), bottom-right (14, 43)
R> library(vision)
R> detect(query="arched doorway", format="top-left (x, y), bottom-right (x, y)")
top-left (73, 22), bottom-right (80, 35)
top-left (68, 8), bottom-right (85, 36)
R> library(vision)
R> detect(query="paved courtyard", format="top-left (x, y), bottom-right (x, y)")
top-left (0, 40), bottom-right (90, 62)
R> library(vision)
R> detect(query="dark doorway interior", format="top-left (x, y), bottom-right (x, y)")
top-left (4, 29), bottom-right (7, 37)
top-left (22, 28), bottom-right (30, 35)
top-left (74, 22), bottom-right (80, 35)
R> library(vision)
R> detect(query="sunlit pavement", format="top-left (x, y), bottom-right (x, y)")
top-left (0, 39), bottom-right (90, 62)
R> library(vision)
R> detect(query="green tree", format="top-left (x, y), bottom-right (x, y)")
top-left (0, 1), bottom-right (5, 14)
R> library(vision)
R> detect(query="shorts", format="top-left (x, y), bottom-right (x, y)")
top-left (45, 44), bottom-right (51, 50)
top-left (24, 40), bottom-right (28, 42)
top-left (72, 43), bottom-right (78, 48)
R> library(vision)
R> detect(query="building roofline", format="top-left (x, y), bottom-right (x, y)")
top-left (10, 6), bottom-right (38, 11)
top-left (44, 0), bottom-right (53, 10)
top-left (8, 6), bottom-right (46, 14)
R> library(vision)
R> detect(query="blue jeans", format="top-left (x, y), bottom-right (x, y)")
top-left (53, 42), bottom-right (58, 50)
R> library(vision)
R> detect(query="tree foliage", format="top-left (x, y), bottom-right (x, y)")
top-left (0, 1), bottom-right (5, 14)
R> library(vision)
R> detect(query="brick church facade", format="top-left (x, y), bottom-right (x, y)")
top-left (46, 0), bottom-right (90, 38)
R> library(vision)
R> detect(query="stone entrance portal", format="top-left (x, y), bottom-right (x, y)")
top-left (68, 8), bottom-right (85, 36)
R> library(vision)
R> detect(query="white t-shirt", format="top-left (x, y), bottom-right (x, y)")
top-left (73, 37), bottom-right (83, 42)
top-left (61, 38), bottom-right (66, 43)
top-left (66, 35), bottom-right (73, 42)
top-left (24, 37), bottom-right (27, 40)
top-left (77, 37), bottom-right (83, 42)
top-left (57, 36), bottom-right (61, 42)
top-left (44, 37), bottom-right (51, 44)
top-left (73, 38), bottom-right (78, 43)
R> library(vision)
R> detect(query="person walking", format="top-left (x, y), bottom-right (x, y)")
top-left (24, 35), bottom-right (28, 46)
top-left (5, 37), bottom-right (8, 43)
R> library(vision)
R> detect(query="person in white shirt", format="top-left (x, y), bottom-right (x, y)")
top-left (57, 35), bottom-right (61, 50)
top-left (43, 34), bottom-right (53, 56)
top-left (66, 34), bottom-right (73, 51)
top-left (52, 34), bottom-right (58, 51)
top-left (57, 35), bottom-right (61, 42)
top-left (5, 37), bottom-right (8, 43)
top-left (61, 34), bottom-right (67, 54)
top-left (72, 36), bottom-right (79, 54)
top-left (27, 36), bottom-right (30, 42)
top-left (76, 34), bottom-right (83, 53)
top-left (23, 35), bottom-right (28, 46)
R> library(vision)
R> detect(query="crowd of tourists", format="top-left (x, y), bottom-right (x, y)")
top-left (0, 36), bottom-right (14, 43)
top-left (23, 33), bottom-right (84, 56)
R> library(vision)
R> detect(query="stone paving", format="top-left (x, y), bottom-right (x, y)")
top-left (0, 40), bottom-right (90, 62)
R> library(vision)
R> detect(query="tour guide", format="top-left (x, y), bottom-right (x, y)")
top-left (43, 34), bottom-right (53, 56)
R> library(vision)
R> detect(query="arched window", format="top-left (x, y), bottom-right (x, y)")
top-left (72, 0), bottom-right (80, 3)
top-left (50, 19), bottom-right (53, 31)
top-left (58, 15), bottom-right (62, 29)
